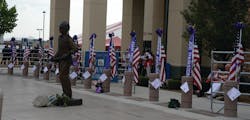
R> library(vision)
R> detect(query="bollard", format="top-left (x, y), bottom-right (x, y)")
top-left (22, 61), bottom-right (29, 76)
top-left (71, 66), bottom-right (78, 86)
top-left (181, 76), bottom-right (193, 108)
top-left (224, 81), bottom-right (238, 117)
top-left (123, 71), bottom-right (133, 96)
top-left (44, 63), bottom-right (51, 80)
top-left (84, 67), bottom-right (93, 89)
top-left (103, 69), bottom-right (111, 93)
top-left (7, 62), bottom-right (13, 75)
top-left (56, 74), bottom-right (60, 83)
top-left (71, 78), bottom-right (77, 86)
top-left (148, 73), bottom-right (159, 101)
top-left (33, 63), bottom-right (40, 79)
top-left (0, 88), bottom-right (3, 120)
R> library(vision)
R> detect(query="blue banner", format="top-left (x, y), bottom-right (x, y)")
top-left (185, 26), bottom-right (195, 76)
top-left (85, 51), bottom-right (119, 82)
top-left (155, 28), bottom-right (163, 73)
top-left (128, 32), bottom-right (136, 71)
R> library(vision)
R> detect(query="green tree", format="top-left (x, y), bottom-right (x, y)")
top-left (0, 0), bottom-right (18, 35)
top-left (182, 0), bottom-right (250, 60)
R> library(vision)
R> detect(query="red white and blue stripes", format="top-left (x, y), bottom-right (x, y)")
top-left (10, 38), bottom-right (17, 64)
top-left (23, 47), bottom-right (30, 62)
top-left (228, 43), bottom-right (244, 81)
top-left (160, 46), bottom-right (166, 82)
top-left (132, 47), bottom-right (140, 83)
top-left (191, 45), bottom-right (202, 90)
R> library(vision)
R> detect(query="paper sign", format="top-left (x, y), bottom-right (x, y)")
top-left (180, 82), bottom-right (189, 93)
top-left (99, 73), bottom-right (107, 82)
top-left (151, 78), bottom-right (161, 89)
top-left (55, 68), bottom-right (59, 75)
top-left (32, 65), bottom-right (37, 72)
top-left (227, 87), bottom-right (241, 101)
top-left (82, 71), bottom-right (91, 79)
top-left (70, 72), bottom-right (78, 80)
top-left (20, 64), bottom-right (25, 70)
top-left (43, 67), bottom-right (48, 73)
top-left (122, 75), bottom-right (125, 83)
top-left (8, 63), bottom-right (14, 69)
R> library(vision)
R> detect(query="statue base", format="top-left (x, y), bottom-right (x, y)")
top-left (68, 98), bottom-right (82, 106)
top-left (55, 98), bottom-right (82, 106)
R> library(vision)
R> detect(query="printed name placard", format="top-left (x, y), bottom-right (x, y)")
top-left (43, 67), bottom-right (48, 73)
top-left (20, 64), bottom-right (25, 70)
top-left (82, 71), bottom-right (91, 79)
top-left (151, 78), bottom-right (161, 89)
top-left (99, 73), bottom-right (107, 82)
top-left (180, 82), bottom-right (189, 93)
top-left (227, 87), bottom-right (241, 101)
top-left (8, 63), bottom-right (14, 69)
top-left (55, 68), bottom-right (59, 75)
top-left (69, 72), bottom-right (78, 80)
top-left (122, 75), bottom-right (125, 83)
top-left (32, 65), bottom-right (37, 72)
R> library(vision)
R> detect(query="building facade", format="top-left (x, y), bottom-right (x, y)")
top-left (49, 0), bottom-right (209, 79)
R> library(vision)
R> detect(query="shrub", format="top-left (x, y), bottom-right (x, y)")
top-left (167, 79), bottom-right (181, 90)
top-left (160, 82), bottom-right (168, 89)
top-left (137, 76), bottom-right (149, 87)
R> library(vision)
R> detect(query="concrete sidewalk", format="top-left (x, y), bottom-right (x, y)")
top-left (0, 73), bottom-right (249, 120)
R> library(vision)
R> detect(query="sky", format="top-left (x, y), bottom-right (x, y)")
top-left (4, 0), bottom-right (123, 40)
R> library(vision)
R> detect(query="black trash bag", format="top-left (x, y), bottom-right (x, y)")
top-left (168, 98), bottom-right (180, 108)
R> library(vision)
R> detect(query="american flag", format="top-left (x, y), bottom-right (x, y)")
top-left (191, 45), bottom-right (202, 90)
top-left (23, 47), bottom-right (30, 62)
top-left (48, 47), bottom-right (54, 57)
top-left (89, 34), bottom-right (96, 69)
top-left (110, 40), bottom-right (117, 78)
top-left (75, 50), bottom-right (81, 63)
top-left (38, 38), bottom-right (44, 64)
top-left (10, 39), bottom-right (17, 63)
top-left (38, 46), bottom-right (44, 64)
top-left (132, 47), bottom-right (140, 83)
top-left (72, 36), bottom-right (81, 73)
top-left (23, 39), bottom-right (30, 62)
top-left (48, 37), bottom-right (54, 57)
top-left (228, 43), bottom-right (244, 81)
top-left (160, 45), bottom-right (166, 82)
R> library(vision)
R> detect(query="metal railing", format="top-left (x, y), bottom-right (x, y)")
top-left (210, 50), bottom-right (250, 113)
top-left (0, 50), bottom-right (130, 83)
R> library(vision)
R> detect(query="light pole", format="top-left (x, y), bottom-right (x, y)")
top-left (36, 29), bottom-right (43, 38)
top-left (42, 11), bottom-right (46, 42)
